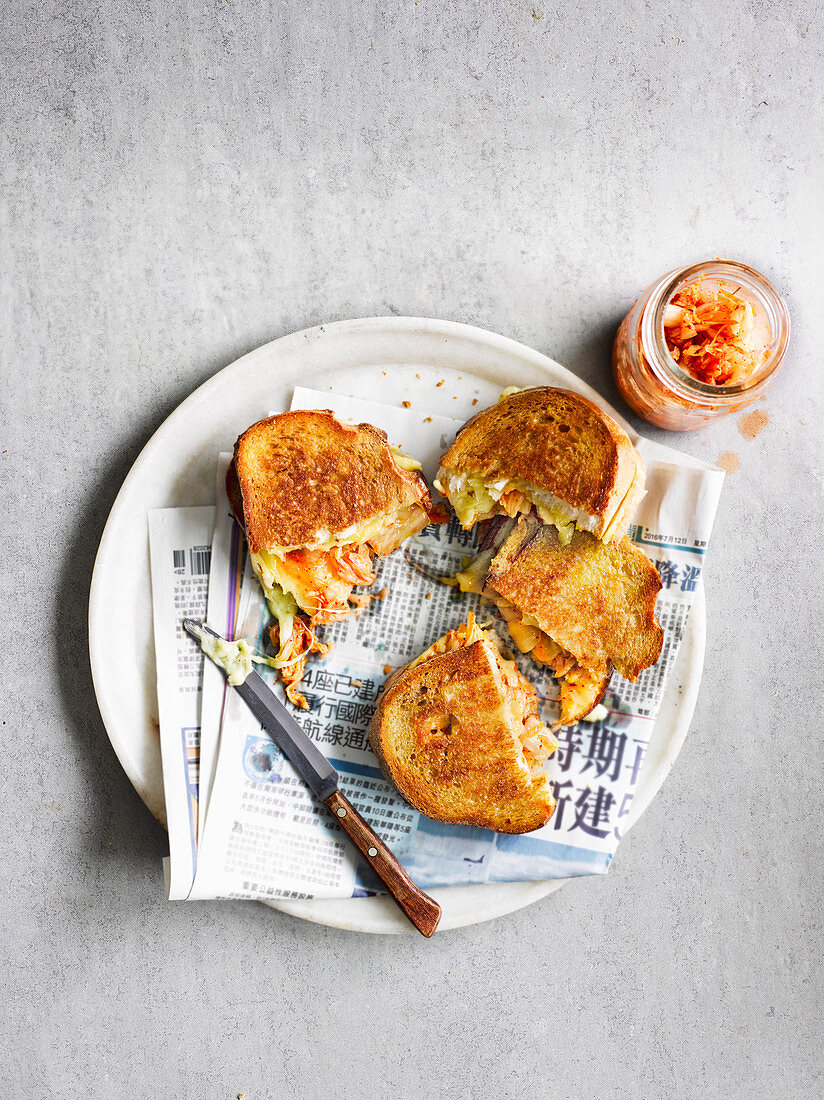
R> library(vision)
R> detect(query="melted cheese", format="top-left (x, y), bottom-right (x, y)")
top-left (250, 502), bottom-right (428, 621)
top-left (253, 503), bottom-right (427, 557)
top-left (436, 470), bottom-right (589, 543)
top-left (328, 503), bottom-right (426, 553)
top-left (434, 472), bottom-right (498, 528)
top-left (197, 631), bottom-right (254, 686)
top-left (389, 444), bottom-right (423, 472)
top-left (194, 624), bottom-right (302, 683)
top-left (249, 550), bottom-right (302, 635)
top-left (455, 549), bottom-right (494, 594)
top-left (581, 703), bottom-right (609, 724)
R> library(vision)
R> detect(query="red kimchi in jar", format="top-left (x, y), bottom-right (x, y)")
top-left (612, 260), bottom-right (790, 430)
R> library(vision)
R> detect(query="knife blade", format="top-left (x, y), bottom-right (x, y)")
top-left (184, 620), bottom-right (440, 937)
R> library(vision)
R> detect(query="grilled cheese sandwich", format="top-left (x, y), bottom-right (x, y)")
top-left (437, 386), bottom-right (646, 544)
top-left (465, 517), bottom-right (663, 725)
top-left (455, 552), bottom-right (609, 725)
top-left (370, 616), bottom-right (559, 833)
top-left (399, 615), bottom-right (558, 769)
top-left (230, 410), bottom-right (441, 705)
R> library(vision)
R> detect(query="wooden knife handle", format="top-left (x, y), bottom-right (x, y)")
top-left (324, 790), bottom-right (441, 937)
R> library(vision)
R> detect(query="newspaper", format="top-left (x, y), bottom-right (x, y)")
top-left (147, 506), bottom-right (214, 899)
top-left (149, 388), bottom-right (724, 901)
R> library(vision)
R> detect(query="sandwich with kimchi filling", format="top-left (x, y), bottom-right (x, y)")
top-left (227, 409), bottom-right (442, 706)
top-left (457, 516), bottom-right (664, 725)
top-left (435, 386), bottom-right (646, 545)
top-left (370, 615), bottom-right (558, 833)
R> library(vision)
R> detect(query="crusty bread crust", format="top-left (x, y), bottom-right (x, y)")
top-left (486, 518), bottom-right (663, 680)
top-left (440, 387), bottom-right (643, 539)
top-left (233, 410), bottom-right (434, 552)
top-left (602, 444), bottom-right (647, 543)
top-left (370, 639), bottom-right (556, 834)
top-left (225, 459), bottom-right (245, 528)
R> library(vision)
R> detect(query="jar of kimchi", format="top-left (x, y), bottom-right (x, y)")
top-left (612, 260), bottom-right (790, 430)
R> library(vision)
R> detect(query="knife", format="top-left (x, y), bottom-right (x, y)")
top-left (184, 620), bottom-right (441, 937)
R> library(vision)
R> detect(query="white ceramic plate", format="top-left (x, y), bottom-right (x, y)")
top-left (89, 317), bottom-right (705, 934)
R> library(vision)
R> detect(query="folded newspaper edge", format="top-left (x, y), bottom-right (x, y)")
top-left (148, 388), bottom-right (724, 902)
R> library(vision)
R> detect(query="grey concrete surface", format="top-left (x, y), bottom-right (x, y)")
top-left (2, 1), bottom-right (823, 1097)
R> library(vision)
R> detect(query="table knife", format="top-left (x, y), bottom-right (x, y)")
top-left (184, 620), bottom-right (441, 937)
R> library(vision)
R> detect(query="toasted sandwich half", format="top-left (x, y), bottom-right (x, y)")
top-left (227, 409), bottom-right (442, 705)
top-left (458, 517), bottom-right (664, 725)
top-left (370, 616), bottom-right (558, 833)
top-left (435, 386), bottom-right (645, 544)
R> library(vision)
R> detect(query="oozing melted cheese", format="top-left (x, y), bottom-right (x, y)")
top-left (389, 445), bottom-right (422, 472)
top-left (488, 592), bottom-right (605, 726)
top-left (198, 632), bottom-right (254, 686)
top-left (249, 550), bottom-right (303, 635)
top-left (262, 502), bottom-right (428, 555)
top-left (455, 548), bottom-right (495, 594)
top-left (435, 470), bottom-right (597, 544)
top-left (194, 625), bottom-right (305, 685)
top-left (250, 504), bottom-right (429, 621)
top-left (321, 503), bottom-right (428, 554)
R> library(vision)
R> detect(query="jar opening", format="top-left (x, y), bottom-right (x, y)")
top-left (641, 260), bottom-right (790, 403)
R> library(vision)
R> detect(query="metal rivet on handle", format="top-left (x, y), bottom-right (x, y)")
top-left (367, 846), bottom-right (378, 857)
top-left (336, 807), bottom-right (346, 818)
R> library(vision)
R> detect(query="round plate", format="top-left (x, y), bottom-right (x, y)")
top-left (89, 317), bottom-right (705, 933)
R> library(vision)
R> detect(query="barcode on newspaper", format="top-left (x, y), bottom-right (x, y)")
top-left (172, 549), bottom-right (185, 570)
top-left (189, 547), bottom-right (211, 575)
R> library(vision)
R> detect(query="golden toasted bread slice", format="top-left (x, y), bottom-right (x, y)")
top-left (370, 619), bottom-right (558, 833)
top-left (453, 520), bottom-right (611, 726)
top-left (228, 409), bottom-right (439, 708)
top-left (486, 518), bottom-right (663, 682)
top-left (234, 409), bottom-right (434, 553)
top-left (436, 387), bottom-right (645, 543)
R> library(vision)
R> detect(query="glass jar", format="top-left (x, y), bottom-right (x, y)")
top-left (612, 260), bottom-right (790, 430)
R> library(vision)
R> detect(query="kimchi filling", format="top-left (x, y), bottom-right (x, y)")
top-left (250, 501), bottom-right (434, 705)
top-left (259, 542), bottom-right (383, 707)
top-left (275, 542), bottom-right (377, 622)
top-left (494, 652), bottom-right (558, 771)
top-left (407, 612), bottom-right (487, 670)
top-left (491, 594), bottom-right (604, 726)
top-left (267, 616), bottom-right (330, 710)
top-left (663, 280), bottom-right (768, 386)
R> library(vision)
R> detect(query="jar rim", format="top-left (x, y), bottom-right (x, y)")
top-left (640, 260), bottom-right (790, 403)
